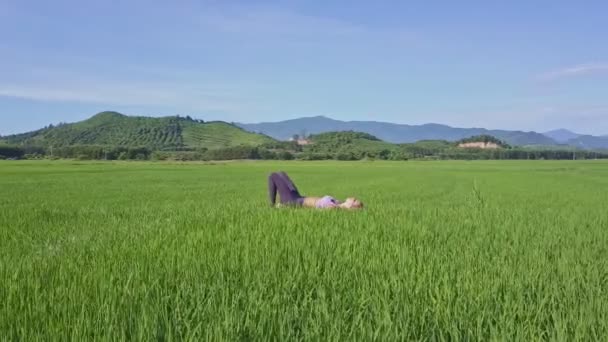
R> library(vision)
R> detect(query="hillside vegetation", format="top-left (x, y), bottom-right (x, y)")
top-left (2, 114), bottom-right (607, 161)
top-left (457, 135), bottom-right (511, 148)
top-left (290, 131), bottom-right (395, 160)
top-left (305, 131), bottom-right (396, 158)
top-left (0, 112), bottom-right (273, 150)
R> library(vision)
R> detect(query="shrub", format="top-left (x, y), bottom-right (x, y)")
top-left (277, 151), bottom-right (294, 160)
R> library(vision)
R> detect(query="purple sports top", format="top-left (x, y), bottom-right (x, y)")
top-left (316, 196), bottom-right (338, 208)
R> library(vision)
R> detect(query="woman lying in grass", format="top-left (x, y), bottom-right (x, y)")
top-left (268, 171), bottom-right (363, 209)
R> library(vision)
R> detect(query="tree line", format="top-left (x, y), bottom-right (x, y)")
top-left (1, 143), bottom-right (607, 161)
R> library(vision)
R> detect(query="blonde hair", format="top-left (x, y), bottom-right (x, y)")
top-left (344, 197), bottom-right (364, 209)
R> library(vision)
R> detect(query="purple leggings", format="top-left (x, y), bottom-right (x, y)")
top-left (268, 172), bottom-right (304, 206)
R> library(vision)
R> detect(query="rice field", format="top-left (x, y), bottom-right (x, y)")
top-left (1, 160), bottom-right (607, 340)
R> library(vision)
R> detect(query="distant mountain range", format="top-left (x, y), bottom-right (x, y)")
top-left (2, 112), bottom-right (607, 150)
top-left (238, 116), bottom-right (608, 149)
top-left (564, 134), bottom-right (608, 150)
top-left (542, 129), bottom-right (582, 143)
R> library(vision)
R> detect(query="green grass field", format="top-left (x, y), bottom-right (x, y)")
top-left (1, 160), bottom-right (607, 340)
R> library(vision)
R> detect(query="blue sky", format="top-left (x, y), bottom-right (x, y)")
top-left (1, 0), bottom-right (607, 135)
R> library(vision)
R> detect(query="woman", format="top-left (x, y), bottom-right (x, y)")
top-left (268, 171), bottom-right (363, 209)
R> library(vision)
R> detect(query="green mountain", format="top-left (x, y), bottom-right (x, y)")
top-left (296, 131), bottom-right (399, 160)
top-left (307, 131), bottom-right (396, 153)
top-left (0, 112), bottom-right (274, 149)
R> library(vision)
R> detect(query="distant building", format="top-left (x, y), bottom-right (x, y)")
top-left (458, 141), bottom-right (500, 149)
top-left (457, 134), bottom-right (508, 149)
top-left (288, 137), bottom-right (312, 145)
top-left (296, 138), bottom-right (311, 145)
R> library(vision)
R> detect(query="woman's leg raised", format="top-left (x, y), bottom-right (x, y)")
top-left (269, 172), bottom-right (302, 206)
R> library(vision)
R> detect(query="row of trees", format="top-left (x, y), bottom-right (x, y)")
top-left (435, 149), bottom-right (603, 160)
top-left (0, 145), bottom-right (45, 159)
top-left (0, 144), bottom-right (299, 161)
top-left (296, 148), bottom-right (607, 161)
top-left (0, 145), bottom-right (153, 160)
top-left (2, 143), bottom-right (607, 161)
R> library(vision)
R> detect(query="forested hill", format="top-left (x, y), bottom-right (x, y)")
top-left (0, 112), bottom-right (274, 149)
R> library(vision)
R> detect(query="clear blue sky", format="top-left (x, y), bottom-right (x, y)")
top-left (1, 0), bottom-right (607, 135)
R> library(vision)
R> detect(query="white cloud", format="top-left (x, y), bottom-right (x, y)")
top-left (0, 81), bottom-right (246, 113)
top-left (537, 63), bottom-right (608, 82)
top-left (0, 59), bottom-right (258, 113)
